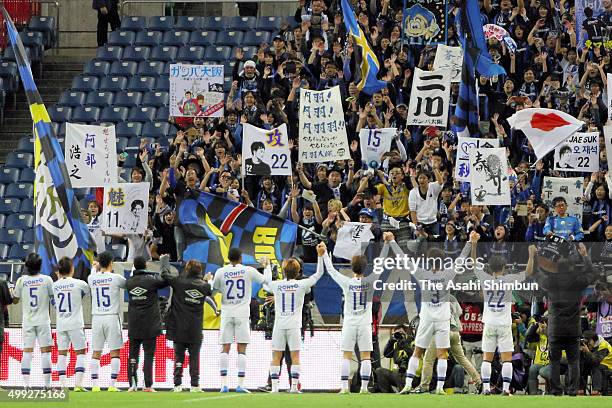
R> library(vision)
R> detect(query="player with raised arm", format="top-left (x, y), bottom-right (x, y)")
top-left (470, 233), bottom-right (536, 396)
top-left (12, 253), bottom-right (54, 389)
top-left (52, 257), bottom-right (90, 391)
top-left (385, 232), bottom-right (473, 395)
top-left (88, 251), bottom-right (127, 392)
top-left (323, 252), bottom-right (374, 394)
top-left (213, 247), bottom-right (272, 393)
top-left (264, 242), bottom-right (326, 393)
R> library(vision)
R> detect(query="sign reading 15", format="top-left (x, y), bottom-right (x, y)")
top-left (365, 129), bottom-right (382, 147)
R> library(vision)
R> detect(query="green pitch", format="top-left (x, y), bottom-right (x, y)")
top-left (3, 391), bottom-right (612, 408)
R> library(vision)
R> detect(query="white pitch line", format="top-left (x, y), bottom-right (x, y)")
top-left (183, 393), bottom-right (247, 403)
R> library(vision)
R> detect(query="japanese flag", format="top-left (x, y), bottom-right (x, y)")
top-left (506, 108), bottom-right (584, 160)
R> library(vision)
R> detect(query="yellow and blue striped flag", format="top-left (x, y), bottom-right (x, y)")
top-left (341, 0), bottom-right (387, 95)
top-left (2, 7), bottom-right (95, 276)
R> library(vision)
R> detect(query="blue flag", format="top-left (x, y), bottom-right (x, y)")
top-left (2, 7), bottom-right (95, 277)
top-left (341, 0), bottom-right (387, 95)
top-left (454, 0), bottom-right (506, 138)
top-left (178, 191), bottom-right (297, 273)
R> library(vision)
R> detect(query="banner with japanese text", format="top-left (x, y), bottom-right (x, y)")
top-left (469, 147), bottom-right (511, 206)
top-left (406, 67), bottom-right (451, 127)
top-left (541, 177), bottom-right (584, 221)
top-left (101, 183), bottom-right (150, 235)
top-left (169, 63), bottom-right (224, 118)
top-left (433, 44), bottom-right (462, 82)
top-left (455, 137), bottom-right (500, 182)
top-left (65, 123), bottom-right (118, 188)
top-left (298, 86), bottom-right (350, 163)
top-left (242, 123), bottom-right (291, 176)
top-left (553, 132), bottom-right (599, 173)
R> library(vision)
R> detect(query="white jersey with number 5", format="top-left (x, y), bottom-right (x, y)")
top-left (52, 277), bottom-right (90, 331)
top-left (213, 263), bottom-right (270, 318)
top-left (265, 257), bottom-right (324, 330)
top-left (14, 274), bottom-right (54, 327)
top-left (323, 254), bottom-right (372, 326)
top-left (88, 271), bottom-right (126, 315)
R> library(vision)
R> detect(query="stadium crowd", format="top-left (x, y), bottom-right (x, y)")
top-left (2, 0), bottom-right (612, 397)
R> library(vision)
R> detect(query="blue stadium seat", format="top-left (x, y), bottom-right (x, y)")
top-left (18, 31), bottom-right (44, 62)
top-left (86, 91), bottom-right (114, 107)
top-left (142, 121), bottom-right (170, 138)
top-left (83, 60), bottom-right (111, 77)
top-left (19, 198), bottom-right (34, 214)
top-left (228, 16), bottom-right (256, 30)
top-left (154, 106), bottom-right (169, 121)
top-left (5, 152), bottom-right (33, 169)
top-left (176, 16), bottom-right (203, 31)
top-left (22, 227), bottom-right (35, 243)
top-left (115, 121), bottom-right (142, 138)
top-left (123, 153), bottom-right (138, 167)
top-left (177, 45), bottom-right (205, 62)
top-left (110, 61), bottom-right (138, 77)
top-left (0, 228), bottom-right (22, 245)
top-left (28, 16), bottom-right (56, 48)
top-left (148, 16), bottom-right (174, 32)
top-left (8, 244), bottom-right (35, 260)
top-left (95, 46), bottom-right (123, 62)
top-left (154, 76), bottom-right (170, 91)
top-left (224, 60), bottom-right (236, 76)
top-left (203, 16), bottom-right (228, 31)
top-left (233, 45), bottom-right (257, 60)
top-left (0, 243), bottom-right (8, 259)
top-left (0, 184), bottom-right (6, 197)
top-left (257, 16), bottom-right (282, 32)
top-left (116, 137), bottom-right (128, 152)
top-left (47, 106), bottom-right (72, 123)
top-left (122, 46), bottom-right (151, 62)
top-left (16, 137), bottom-right (34, 153)
top-left (108, 30), bottom-right (136, 47)
top-left (5, 183), bottom-right (33, 199)
top-left (58, 90), bottom-right (86, 107)
top-left (114, 91), bottom-right (142, 107)
top-left (0, 214), bottom-right (5, 228)
top-left (100, 106), bottom-right (129, 123)
top-left (71, 106), bottom-right (100, 123)
top-left (0, 199), bottom-right (20, 214)
top-left (55, 122), bottom-right (66, 138)
top-left (0, 168), bottom-right (19, 184)
top-left (128, 106), bottom-right (156, 122)
top-left (71, 75), bottom-right (99, 92)
top-left (243, 31), bottom-right (271, 46)
top-left (110, 243), bottom-right (127, 261)
top-left (6, 214), bottom-right (34, 229)
top-left (3, 46), bottom-right (31, 64)
top-left (142, 91), bottom-right (169, 107)
top-left (150, 45), bottom-right (178, 62)
top-left (126, 137), bottom-right (143, 148)
top-left (204, 46), bottom-right (232, 62)
top-left (161, 31), bottom-right (189, 47)
top-left (216, 31), bottom-right (244, 47)
top-left (127, 75), bottom-right (156, 92)
top-left (137, 61), bottom-right (164, 77)
top-left (121, 16), bottom-right (147, 32)
top-left (0, 62), bottom-right (18, 93)
top-left (189, 31), bottom-right (217, 46)
top-left (135, 31), bottom-right (162, 47)
top-left (99, 76), bottom-right (129, 92)
top-left (18, 168), bottom-right (36, 183)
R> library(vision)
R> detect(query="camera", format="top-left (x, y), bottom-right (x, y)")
top-left (393, 331), bottom-right (406, 340)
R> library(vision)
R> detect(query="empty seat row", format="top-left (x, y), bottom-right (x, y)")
top-left (95, 44), bottom-right (248, 63)
top-left (82, 59), bottom-right (239, 79)
top-left (58, 90), bottom-right (169, 108)
top-left (51, 120), bottom-right (177, 140)
top-left (0, 167), bottom-right (36, 183)
top-left (108, 29), bottom-right (274, 47)
top-left (0, 228), bottom-right (35, 245)
top-left (0, 198), bottom-right (33, 215)
top-left (120, 15), bottom-right (291, 32)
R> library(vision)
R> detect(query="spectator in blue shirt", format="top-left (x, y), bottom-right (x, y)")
top-left (543, 197), bottom-right (584, 241)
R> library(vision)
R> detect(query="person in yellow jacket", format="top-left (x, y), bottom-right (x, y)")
top-left (581, 330), bottom-right (612, 395)
top-left (525, 316), bottom-right (567, 394)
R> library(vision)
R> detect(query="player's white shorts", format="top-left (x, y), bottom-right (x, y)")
top-left (56, 328), bottom-right (87, 351)
top-left (22, 324), bottom-right (53, 349)
top-left (271, 327), bottom-right (301, 351)
top-left (341, 324), bottom-right (373, 352)
top-left (92, 314), bottom-right (123, 351)
top-left (219, 317), bottom-right (250, 344)
top-left (414, 319), bottom-right (450, 349)
top-left (481, 324), bottom-right (514, 353)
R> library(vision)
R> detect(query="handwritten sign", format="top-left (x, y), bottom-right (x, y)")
top-left (541, 177), bottom-right (583, 221)
top-left (553, 132), bottom-right (599, 173)
top-left (65, 123), bottom-right (118, 188)
top-left (469, 147), bottom-right (511, 206)
top-left (433, 44), bottom-right (463, 82)
top-left (169, 63), bottom-right (224, 117)
top-left (406, 67), bottom-right (451, 127)
top-left (101, 183), bottom-right (150, 235)
top-left (298, 86), bottom-right (350, 163)
top-left (242, 123), bottom-right (291, 176)
top-left (455, 136), bottom-right (500, 182)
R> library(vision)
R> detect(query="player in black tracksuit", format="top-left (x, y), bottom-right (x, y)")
top-left (126, 256), bottom-right (168, 391)
top-left (161, 255), bottom-right (212, 391)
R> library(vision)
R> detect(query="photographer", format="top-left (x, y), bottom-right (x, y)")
top-left (580, 330), bottom-right (612, 395)
top-left (375, 324), bottom-right (414, 393)
top-left (525, 314), bottom-right (558, 395)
